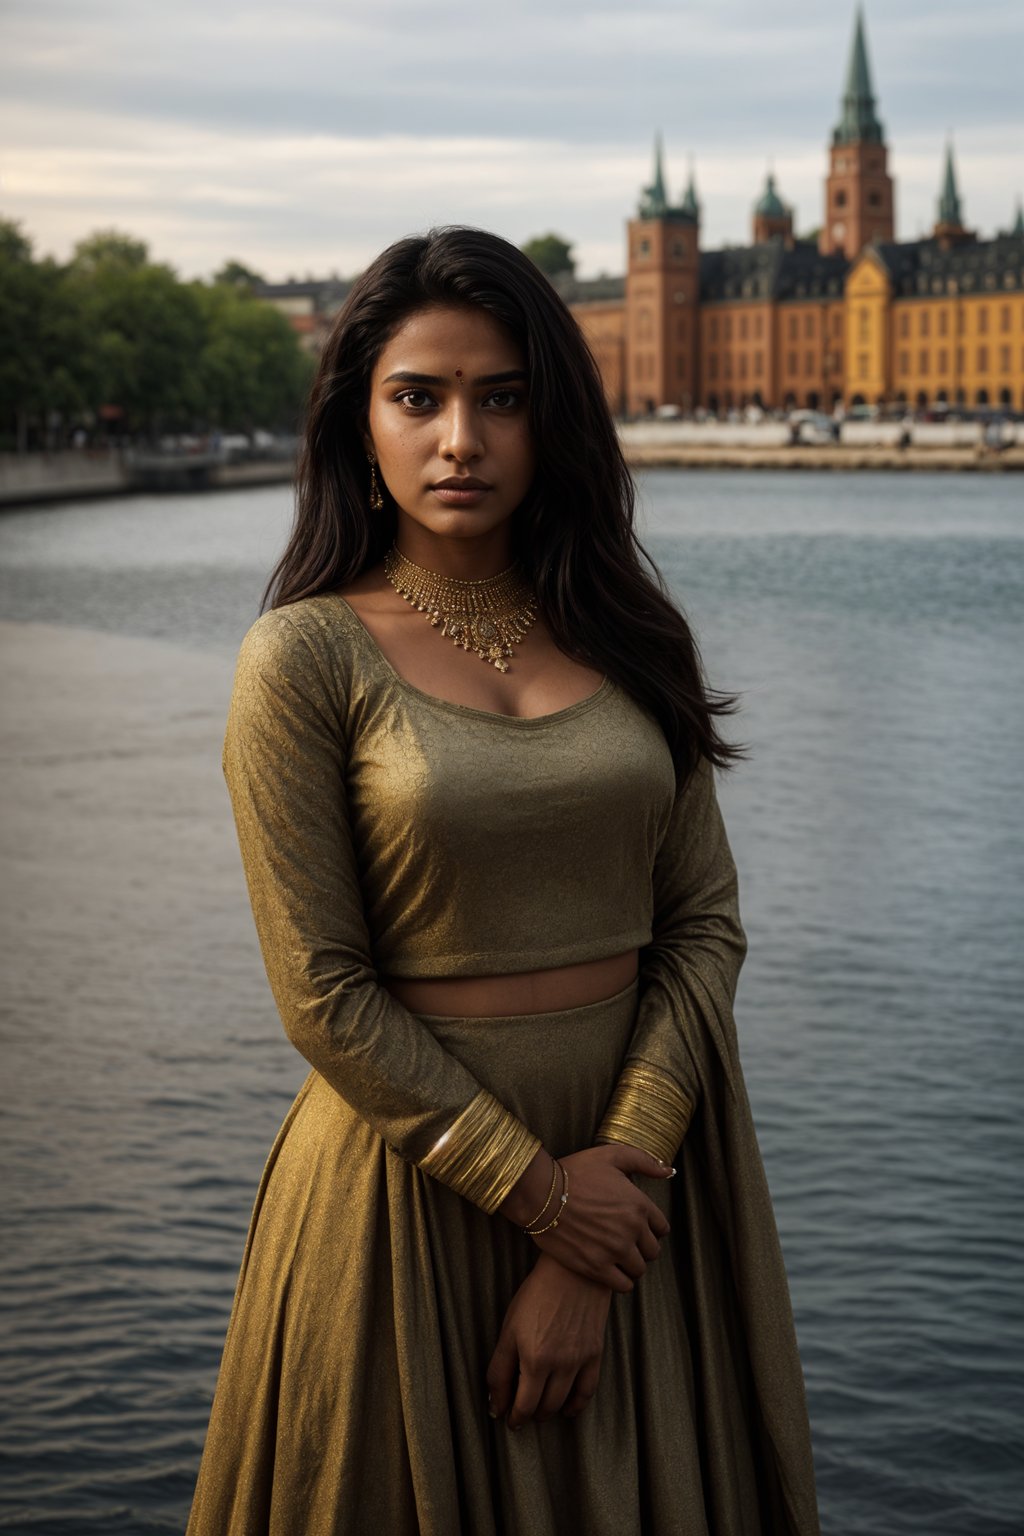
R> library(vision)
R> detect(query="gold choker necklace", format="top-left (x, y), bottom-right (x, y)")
top-left (383, 545), bottom-right (538, 673)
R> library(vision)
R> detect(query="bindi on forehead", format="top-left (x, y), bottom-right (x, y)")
top-left (455, 369), bottom-right (464, 382)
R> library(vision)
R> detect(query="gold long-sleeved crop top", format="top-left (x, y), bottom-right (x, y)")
top-left (224, 594), bottom-right (748, 1213)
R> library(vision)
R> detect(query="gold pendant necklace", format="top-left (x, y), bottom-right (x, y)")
top-left (383, 544), bottom-right (538, 673)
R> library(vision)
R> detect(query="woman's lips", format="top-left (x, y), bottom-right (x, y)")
top-left (430, 484), bottom-right (491, 507)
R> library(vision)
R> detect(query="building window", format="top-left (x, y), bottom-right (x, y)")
top-left (919, 311), bottom-right (930, 338)
top-left (672, 241), bottom-right (684, 257)
top-left (710, 353), bottom-right (719, 380)
top-left (957, 347), bottom-right (965, 373)
top-left (638, 309), bottom-right (652, 340)
top-left (803, 313), bottom-right (813, 338)
top-left (710, 316), bottom-right (719, 342)
top-left (858, 307), bottom-right (870, 343)
top-left (1001, 305), bottom-right (1011, 333)
top-left (977, 345), bottom-right (988, 371)
top-left (788, 350), bottom-right (798, 374)
top-left (638, 239), bottom-right (650, 257)
top-left (833, 312), bottom-right (842, 336)
top-left (858, 352), bottom-right (869, 378)
top-left (958, 309), bottom-right (966, 335)
top-left (835, 189), bottom-right (847, 208)
top-left (725, 316), bottom-right (733, 342)
top-left (805, 350), bottom-right (815, 375)
top-left (1000, 345), bottom-right (1011, 372)
top-left (868, 191), bottom-right (881, 208)
top-left (788, 315), bottom-right (798, 341)
top-left (978, 308), bottom-right (988, 335)
top-left (740, 354), bottom-right (748, 380)
top-left (754, 351), bottom-right (763, 375)
top-left (919, 349), bottom-right (929, 374)
top-left (755, 315), bottom-right (763, 339)
top-left (725, 354), bottom-right (733, 380)
top-left (899, 312), bottom-right (910, 338)
top-left (739, 315), bottom-right (748, 340)
top-left (938, 348), bottom-right (948, 373)
top-left (899, 351), bottom-right (909, 375)
top-left (938, 310), bottom-right (948, 337)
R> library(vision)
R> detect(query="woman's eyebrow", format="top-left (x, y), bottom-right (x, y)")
top-left (381, 369), bottom-right (528, 386)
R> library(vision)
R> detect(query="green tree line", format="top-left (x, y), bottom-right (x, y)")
top-left (0, 222), bottom-right (314, 452)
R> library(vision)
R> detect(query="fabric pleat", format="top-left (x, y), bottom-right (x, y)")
top-left (187, 979), bottom-right (814, 1535)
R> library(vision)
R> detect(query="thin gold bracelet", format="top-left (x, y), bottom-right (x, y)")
top-left (520, 1156), bottom-right (558, 1231)
top-left (525, 1160), bottom-right (569, 1236)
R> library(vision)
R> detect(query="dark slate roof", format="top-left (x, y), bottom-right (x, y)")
top-left (254, 278), bottom-right (352, 310)
top-left (868, 232), bottom-right (1024, 295)
top-left (553, 272), bottom-right (626, 304)
top-left (699, 239), bottom-right (848, 302)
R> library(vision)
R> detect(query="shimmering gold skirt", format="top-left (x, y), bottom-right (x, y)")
top-left (186, 983), bottom-right (767, 1535)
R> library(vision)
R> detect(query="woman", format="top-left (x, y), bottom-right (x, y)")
top-left (187, 227), bottom-right (820, 1535)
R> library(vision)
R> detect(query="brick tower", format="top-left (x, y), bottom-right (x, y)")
top-left (820, 6), bottom-right (895, 258)
top-left (625, 137), bottom-right (701, 414)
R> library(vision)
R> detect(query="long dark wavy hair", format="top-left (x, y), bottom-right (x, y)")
top-left (264, 225), bottom-right (741, 776)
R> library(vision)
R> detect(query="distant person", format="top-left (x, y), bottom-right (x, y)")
top-left (186, 226), bottom-right (820, 1535)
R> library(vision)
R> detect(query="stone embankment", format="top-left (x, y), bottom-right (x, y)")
top-left (0, 452), bottom-right (295, 508)
top-left (619, 420), bottom-right (1024, 472)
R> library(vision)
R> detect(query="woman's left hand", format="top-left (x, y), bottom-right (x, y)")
top-left (485, 1253), bottom-right (613, 1429)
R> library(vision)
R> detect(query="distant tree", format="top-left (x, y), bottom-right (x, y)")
top-left (0, 217), bottom-right (33, 264)
top-left (799, 227), bottom-right (822, 244)
top-left (214, 259), bottom-right (265, 290)
top-left (0, 221), bottom-right (312, 448)
top-left (195, 283), bottom-right (312, 432)
top-left (65, 253), bottom-right (205, 434)
top-left (0, 220), bottom-right (87, 450)
top-left (70, 229), bottom-right (150, 275)
top-left (521, 233), bottom-right (576, 277)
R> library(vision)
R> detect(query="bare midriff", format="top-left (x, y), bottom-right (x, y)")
top-left (385, 949), bottom-right (640, 1019)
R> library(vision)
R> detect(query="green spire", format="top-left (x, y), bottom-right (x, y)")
top-left (639, 132), bottom-right (669, 218)
top-left (680, 158), bottom-right (700, 220)
top-left (1011, 196), bottom-right (1024, 238)
top-left (755, 171), bottom-right (787, 219)
top-left (937, 139), bottom-right (963, 227)
top-left (833, 5), bottom-right (884, 145)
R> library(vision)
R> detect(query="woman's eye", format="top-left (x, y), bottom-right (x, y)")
top-left (395, 389), bottom-right (435, 410)
top-left (484, 389), bottom-right (523, 410)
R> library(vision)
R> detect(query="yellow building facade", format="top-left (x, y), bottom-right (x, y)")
top-left (847, 246), bottom-right (1024, 408)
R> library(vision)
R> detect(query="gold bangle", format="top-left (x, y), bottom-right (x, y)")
top-left (525, 1160), bottom-right (569, 1236)
top-left (420, 1089), bottom-right (542, 1214)
top-left (520, 1156), bottom-right (558, 1231)
top-left (596, 1062), bottom-right (694, 1165)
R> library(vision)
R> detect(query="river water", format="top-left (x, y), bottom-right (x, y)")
top-left (1, 471), bottom-right (1022, 1533)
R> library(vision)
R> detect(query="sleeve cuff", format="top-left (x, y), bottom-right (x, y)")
top-left (419, 1089), bottom-right (542, 1214)
top-left (595, 1060), bottom-right (694, 1164)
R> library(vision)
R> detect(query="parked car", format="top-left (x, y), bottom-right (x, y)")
top-left (787, 410), bottom-right (839, 445)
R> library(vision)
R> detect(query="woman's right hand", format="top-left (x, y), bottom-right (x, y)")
top-left (502, 1144), bottom-right (674, 1293)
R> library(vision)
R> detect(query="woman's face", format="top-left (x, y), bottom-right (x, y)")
top-left (364, 303), bottom-right (535, 563)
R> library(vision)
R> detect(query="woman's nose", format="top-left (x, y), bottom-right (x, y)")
top-left (439, 402), bottom-right (484, 462)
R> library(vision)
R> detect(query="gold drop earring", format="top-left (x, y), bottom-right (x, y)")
top-left (367, 450), bottom-right (384, 512)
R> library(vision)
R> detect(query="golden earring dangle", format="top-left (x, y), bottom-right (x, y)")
top-left (367, 452), bottom-right (384, 512)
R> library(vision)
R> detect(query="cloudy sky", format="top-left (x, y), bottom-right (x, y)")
top-left (2, 0), bottom-right (1021, 281)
